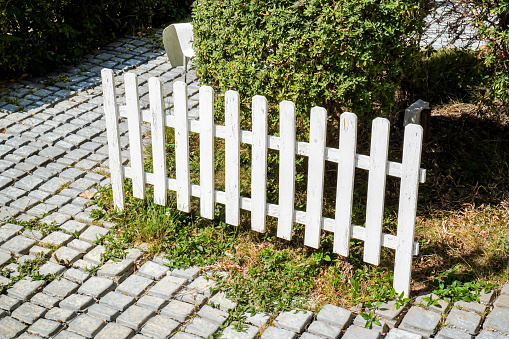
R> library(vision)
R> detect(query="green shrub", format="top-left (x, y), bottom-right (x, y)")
top-left (192, 0), bottom-right (426, 123)
top-left (0, 0), bottom-right (192, 79)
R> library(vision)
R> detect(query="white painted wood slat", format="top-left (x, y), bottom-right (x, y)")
top-left (277, 101), bottom-right (296, 240)
top-left (174, 81), bottom-right (191, 212)
top-left (394, 124), bottom-right (423, 297)
top-left (251, 96), bottom-right (268, 232)
top-left (334, 112), bottom-right (358, 256)
top-left (199, 86), bottom-right (215, 219)
top-left (304, 107), bottom-right (327, 248)
top-left (149, 77), bottom-right (167, 206)
top-left (101, 69), bottom-right (125, 210)
top-left (124, 73), bottom-right (145, 200)
top-left (363, 117), bottom-right (390, 265)
top-left (225, 90), bottom-right (240, 226)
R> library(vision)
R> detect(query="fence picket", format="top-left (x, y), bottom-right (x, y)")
top-left (364, 118), bottom-right (390, 265)
top-left (225, 90), bottom-right (240, 226)
top-left (334, 112), bottom-right (358, 256)
top-left (199, 86), bottom-right (215, 219)
top-left (125, 73), bottom-right (145, 200)
top-left (251, 96), bottom-right (268, 232)
top-left (304, 107), bottom-right (327, 248)
top-left (394, 124), bottom-right (423, 297)
top-left (277, 101), bottom-right (296, 240)
top-left (149, 77), bottom-right (167, 206)
top-left (101, 69), bottom-right (125, 210)
top-left (174, 81), bottom-right (191, 212)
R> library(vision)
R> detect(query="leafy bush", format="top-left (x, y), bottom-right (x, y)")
top-left (192, 0), bottom-right (426, 122)
top-left (0, 0), bottom-right (192, 79)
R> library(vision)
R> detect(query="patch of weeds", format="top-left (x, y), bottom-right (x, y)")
top-left (0, 255), bottom-right (55, 295)
top-left (423, 265), bottom-right (498, 304)
top-left (56, 181), bottom-right (72, 194)
top-left (9, 217), bottom-right (60, 238)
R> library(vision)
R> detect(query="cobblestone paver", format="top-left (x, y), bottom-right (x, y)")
top-left (0, 26), bottom-right (507, 339)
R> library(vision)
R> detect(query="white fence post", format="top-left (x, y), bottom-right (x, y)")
top-left (125, 73), bottom-right (145, 200)
top-left (251, 95), bottom-right (268, 233)
top-left (364, 118), bottom-right (390, 265)
top-left (304, 107), bottom-right (327, 249)
top-left (199, 86), bottom-right (215, 219)
top-left (174, 81), bottom-right (191, 212)
top-left (277, 101), bottom-right (296, 240)
top-left (225, 90), bottom-right (240, 226)
top-left (101, 69), bottom-right (124, 210)
top-left (394, 124), bottom-right (423, 297)
top-left (149, 77), bottom-right (168, 206)
top-left (334, 112), bottom-right (358, 256)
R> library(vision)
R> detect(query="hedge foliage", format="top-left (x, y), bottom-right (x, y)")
top-left (0, 0), bottom-right (191, 79)
top-left (193, 0), bottom-right (426, 123)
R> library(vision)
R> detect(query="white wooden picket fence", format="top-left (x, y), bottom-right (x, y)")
top-left (101, 68), bottom-right (426, 297)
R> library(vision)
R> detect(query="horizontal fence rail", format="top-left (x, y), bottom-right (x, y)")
top-left (101, 69), bottom-right (425, 297)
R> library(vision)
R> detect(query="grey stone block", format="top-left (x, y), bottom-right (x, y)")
top-left (399, 306), bottom-right (442, 337)
top-left (307, 320), bottom-right (342, 339)
top-left (0, 294), bottom-right (21, 312)
top-left (274, 310), bottom-right (313, 333)
top-left (60, 220), bottom-right (88, 235)
top-left (26, 318), bottom-right (62, 337)
top-left (171, 266), bottom-right (200, 281)
top-left (21, 230), bottom-right (43, 242)
top-left (0, 316), bottom-right (27, 338)
top-left (75, 159), bottom-right (98, 170)
top-left (79, 225), bottom-right (108, 243)
top-left (147, 275), bottom-right (185, 299)
top-left (41, 231), bottom-right (73, 247)
top-left (2, 168), bottom-right (27, 180)
top-left (87, 303), bottom-right (120, 322)
top-left (97, 259), bottom-right (134, 281)
top-left (26, 155), bottom-right (51, 167)
top-left (68, 314), bottom-right (106, 338)
top-left (82, 245), bottom-right (105, 264)
top-left (13, 146), bottom-right (39, 158)
top-left (60, 168), bottom-right (86, 181)
top-left (14, 176), bottom-right (44, 192)
top-left (63, 268), bottom-right (90, 284)
top-left (170, 333), bottom-right (200, 339)
top-left (160, 300), bottom-right (197, 322)
top-left (42, 278), bottom-right (79, 298)
top-left (67, 239), bottom-right (94, 253)
top-left (45, 195), bottom-right (72, 207)
top-left (100, 291), bottom-right (135, 311)
top-left (316, 304), bottom-right (353, 329)
top-left (435, 326), bottom-right (472, 339)
top-left (1, 186), bottom-right (27, 200)
top-left (198, 304), bottom-right (229, 325)
top-left (58, 203), bottom-right (84, 216)
top-left (260, 326), bottom-right (296, 339)
top-left (10, 196), bottom-right (39, 211)
top-left (138, 260), bottom-right (169, 280)
top-left (445, 307), bottom-right (481, 334)
top-left (185, 316), bottom-right (220, 338)
top-left (141, 315), bottom-right (180, 338)
top-left (45, 307), bottom-right (76, 323)
top-left (1, 235), bottom-right (36, 255)
top-left (484, 307), bottom-right (509, 335)
top-left (116, 305), bottom-right (154, 331)
top-left (78, 276), bottom-right (114, 298)
top-left (454, 300), bottom-right (488, 315)
top-left (221, 323), bottom-right (260, 339)
top-left (175, 287), bottom-right (208, 306)
top-left (53, 331), bottom-right (86, 339)
top-left (38, 261), bottom-right (66, 276)
top-left (95, 323), bottom-right (134, 339)
top-left (38, 177), bottom-right (69, 195)
top-left (11, 302), bottom-right (46, 324)
top-left (0, 223), bottom-right (23, 243)
top-left (208, 292), bottom-right (236, 311)
top-left (353, 314), bottom-right (388, 333)
top-left (31, 292), bottom-right (61, 309)
top-left (494, 294), bottom-right (509, 309)
top-left (187, 275), bottom-right (216, 297)
top-left (137, 294), bottom-right (167, 311)
top-left (385, 328), bottom-right (423, 339)
top-left (26, 203), bottom-right (57, 217)
top-left (476, 330), bottom-right (509, 339)
top-left (40, 212), bottom-right (71, 226)
top-left (60, 294), bottom-right (94, 312)
top-left (14, 162), bottom-right (37, 173)
top-left (64, 135), bottom-right (87, 147)
top-left (39, 146), bottom-right (65, 160)
top-left (342, 325), bottom-right (380, 339)
top-left (50, 246), bottom-right (83, 265)
top-left (0, 251), bottom-right (12, 266)
top-left (65, 149), bottom-right (91, 161)
top-left (0, 206), bottom-right (20, 221)
top-left (29, 246), bottom-right (51, 258)
top-left (116, 274), bottom-right (153, 298)
top-left (300, 333), bottom-right (322, 339)
top-left (245, 312), bottom-right (270, 327)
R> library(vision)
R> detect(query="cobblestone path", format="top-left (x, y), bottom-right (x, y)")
top-left (0, 29), bottom-right (507, 339)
